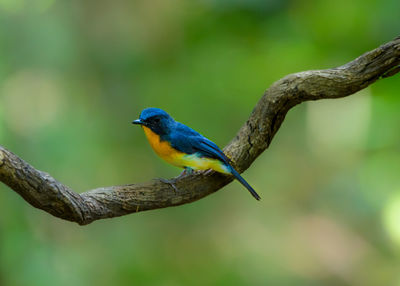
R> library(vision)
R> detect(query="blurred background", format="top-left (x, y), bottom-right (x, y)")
top-left (0, 0), bottom-right (400, 285)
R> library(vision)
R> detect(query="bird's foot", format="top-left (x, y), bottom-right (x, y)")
top-left (159, 178), bottom-right (178, 195)
top-left (179, 167), bottom-right (194, 177)
top-left (203, 169), bottom-right (215, 176)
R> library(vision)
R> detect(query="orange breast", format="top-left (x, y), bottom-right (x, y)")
top-left (142, 126), bottom-right (185, 167)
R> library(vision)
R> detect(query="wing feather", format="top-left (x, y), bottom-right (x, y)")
top-left (170, 131), bottom-right (227, 161)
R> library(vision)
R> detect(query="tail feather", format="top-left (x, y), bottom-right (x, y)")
top-left (229, 167), bottom-right (261, 200)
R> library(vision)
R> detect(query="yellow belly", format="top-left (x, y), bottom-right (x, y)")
top-left (178, 153), bottom-right (230, 174)
top-left (142, 126), bottom-right (230, 174)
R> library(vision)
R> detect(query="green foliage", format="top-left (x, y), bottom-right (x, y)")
top-left (0, 0), bottom-right (400, 285)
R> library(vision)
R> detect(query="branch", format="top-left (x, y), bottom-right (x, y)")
top-left (1, 37), bottom-right (400, 225)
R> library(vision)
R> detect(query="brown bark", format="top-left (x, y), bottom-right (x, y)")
top-left (1, 37), bottom-right (399, 225)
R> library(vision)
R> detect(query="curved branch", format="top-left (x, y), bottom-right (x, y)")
top-left (1, 37), bottom-right (400, 225)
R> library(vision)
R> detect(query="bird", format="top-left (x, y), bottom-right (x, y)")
top-left (132, 108), bottom-right (261, 200)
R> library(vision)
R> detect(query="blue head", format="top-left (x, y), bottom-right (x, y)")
top-left (132, 108), bottom-right (175, 136)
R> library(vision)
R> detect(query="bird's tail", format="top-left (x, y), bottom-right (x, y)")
top-left (229, 167), bottom-right (261, 201)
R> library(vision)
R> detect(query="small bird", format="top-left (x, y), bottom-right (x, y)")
top-left (132, 108), bottom-right (261, 200)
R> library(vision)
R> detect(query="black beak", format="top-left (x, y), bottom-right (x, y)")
top-left (132, 119), bottom-right (143, 125)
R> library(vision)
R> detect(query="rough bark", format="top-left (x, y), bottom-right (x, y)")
top-left (1, 37), bottom-right (399, 225)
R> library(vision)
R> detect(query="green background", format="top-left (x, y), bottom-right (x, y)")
top-left (1, 0), bottom-right (400, 285)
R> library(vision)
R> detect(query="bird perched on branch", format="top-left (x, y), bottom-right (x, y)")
top-left (132, 108), bottom-right (260, 200)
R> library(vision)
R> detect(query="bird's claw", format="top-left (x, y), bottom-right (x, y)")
top-left (159, 178), bottom-right (178, 195)
top-left (203, 169), bottom-right (214, 176)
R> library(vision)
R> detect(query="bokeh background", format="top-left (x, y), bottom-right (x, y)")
top-left (0, 0), bottom-right (400, 285)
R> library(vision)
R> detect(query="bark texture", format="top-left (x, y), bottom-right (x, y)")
top-left (1, 37), bottom-right (399, 225)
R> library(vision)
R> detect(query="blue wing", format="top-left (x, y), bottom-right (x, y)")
top-left (169, 122), bottom-right (229, 164)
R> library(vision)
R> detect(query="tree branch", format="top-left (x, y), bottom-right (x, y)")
top-left (1, 37), bottom-right (399, 225)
